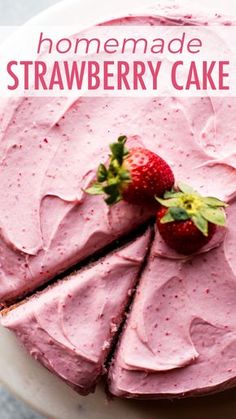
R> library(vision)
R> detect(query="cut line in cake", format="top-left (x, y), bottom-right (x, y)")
top-left (1, 228), bottom-right (152, 395)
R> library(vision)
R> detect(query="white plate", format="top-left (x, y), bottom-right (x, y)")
top-left (1, 0), bottom-right (236, 418)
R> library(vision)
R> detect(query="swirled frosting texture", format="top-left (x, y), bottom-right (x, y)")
top-left (104, 7), bottom-right (236, 400)
top-left (109, 213), bottom-right (236, 397)
top-left (0, 96), bottom-right (154, 304)
top-left (0, 7), bottom-right (236, 304)
top-left (1, 4), bottom-right (236, 398)
top-left (1, 231), bottom-right (151, 395)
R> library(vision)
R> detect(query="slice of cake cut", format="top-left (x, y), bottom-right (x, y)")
top-left (1, 229), bottom-right (151, 395)
top-left (108, 204), bottom-right (236, 398)
top-left (0, 9), bottom-right (236, 306)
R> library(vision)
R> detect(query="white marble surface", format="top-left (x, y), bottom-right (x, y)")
top-left (0, 0), bottom-right (60, 25)
top-left (0, 385), bottom-right (44, 419)
top-left (0, 2), bottom-right (60, 418)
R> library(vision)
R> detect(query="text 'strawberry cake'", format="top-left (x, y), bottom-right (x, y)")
top-left (1, 230), bottom-right (151, 395)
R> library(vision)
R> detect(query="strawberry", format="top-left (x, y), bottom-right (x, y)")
top-left (156, 183), bottom-right (227, 255)
top-left (86, 136), bottom-right (174, 205)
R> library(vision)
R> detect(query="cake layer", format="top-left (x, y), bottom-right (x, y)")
top-left (108, 203), bottom-right (236, 398)
top-left (1, 229), bottom-right (151, 395)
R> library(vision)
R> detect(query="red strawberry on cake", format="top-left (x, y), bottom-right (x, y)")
top-left (86, 135), bottom-right (174, 205)
top-left (156, 183), bottom-right (227, 255)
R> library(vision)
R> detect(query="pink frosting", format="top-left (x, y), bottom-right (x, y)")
top-left (105, 7), bottom-right (236, 400)
top-left (0, 98), bottom-right (155, 304)
top-left (1, 5), bottom-right (236, 398)
top-left (1, 230), bottom-right (151, 395)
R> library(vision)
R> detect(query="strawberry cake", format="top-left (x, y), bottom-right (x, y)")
top-left (1, 4), bottom-right (236, 400)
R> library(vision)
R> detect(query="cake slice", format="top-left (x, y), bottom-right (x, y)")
top-left (1, 229), bottom-right (151, 395)
top-left (108, 207), bottom-right (236, 398)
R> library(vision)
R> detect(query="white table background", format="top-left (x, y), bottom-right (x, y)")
top-left (0, 0), bottom-right (59, 25)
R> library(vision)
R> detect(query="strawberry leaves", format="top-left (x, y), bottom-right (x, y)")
top-left (97, 164), bottom-right (108, 182)
top-left (160, 207), bottom-right (190, 224)
top-left (109, 135), bottom-right (129, 165)
top-left (192, 214), bottom-right (208, 236)
top-left (203, 197), bottom-right (227, 208)
top-left (178, 182), bottom-right (197, 194)
top-left (200, 207), bottom-right (226, 226)
top-left (156, 197), bottom-right (180, 207)
top-left (86, 135), bottom-right (131, 205)
top-left (85, 182), bottom-right (104, 195)
top-left (156, 183), bottom-right (227, 236)
top-left (169, 207), bottom-right (190, 221)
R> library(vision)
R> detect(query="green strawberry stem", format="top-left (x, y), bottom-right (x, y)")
top-left (86, 136), bottom-right (131, 205)
top-left (155, 183), bottom-right (227, 236)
